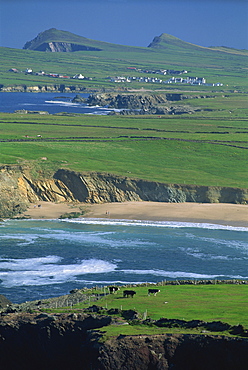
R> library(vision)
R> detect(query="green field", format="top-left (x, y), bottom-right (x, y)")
top-left (44, 284), bottom-right (248, 338)
top-left (0, 100), bottom-right (247, 188)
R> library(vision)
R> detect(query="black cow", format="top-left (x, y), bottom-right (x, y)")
top-left (148, 288), bottom-right (160, 296)
top-left (108, 286), bottom-right (120, 294)
top-left (123, 290), bottom-right (136, 298)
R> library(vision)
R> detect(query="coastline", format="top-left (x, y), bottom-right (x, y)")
top-left (22, 201), bottom-right (248, 228)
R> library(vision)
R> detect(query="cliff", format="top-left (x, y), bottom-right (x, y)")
top-left (53, 169), bottom-right (248, 204)
top-left (29, 42), bottom-right (101, 52)
top-left (0, 166), bottom-right (247, 218)
top-left (0, 311), bottom-right (247, 370)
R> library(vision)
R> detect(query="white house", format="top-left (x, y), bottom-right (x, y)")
top-left (73, 74), bottom-right (85, 79)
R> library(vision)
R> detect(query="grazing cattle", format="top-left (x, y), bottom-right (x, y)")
top-left (108, 286), bottom-right (120, 294)
top-left (123, 290), bottom-right (136, 298)
top-left (148, 288), bottom-right (160, 296)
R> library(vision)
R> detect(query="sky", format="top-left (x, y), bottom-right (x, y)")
top-left (0, 0), bottom-right (247, 50)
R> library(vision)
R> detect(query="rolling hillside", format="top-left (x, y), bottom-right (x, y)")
top-left (148, 33), bottom-right (248, 55)
top-left (23, 28), bottom-right (145, 53)
top-left (0, 28), bottom-right (247, 91)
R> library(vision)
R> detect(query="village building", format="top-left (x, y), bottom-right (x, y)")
top-left (9, 68), bottom-right (19, 73)
top-left (73, 74), bottom-right (85, 79)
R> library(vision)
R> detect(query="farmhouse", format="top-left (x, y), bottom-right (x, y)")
top-left (35, 71), bottom-right (45, 76)
top-left (9, 68), bottom-right (19, 73)
top-left (73, 74), bottom-right (85, 79)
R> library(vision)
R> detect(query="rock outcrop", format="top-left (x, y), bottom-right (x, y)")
top-left (0, 311), bottom-right (247, 370)
top-left (29, 42), bottom-right (101, 52)
top-left (86, 93), bottom-right (202, 115)
top-left (0, 166), bottom-right (29, 218)
top-left (91, 333), bottom-right (248, 370)
top-left (87, 93), bottom-right (166, 108)
top-left (0, 166), bottom-right (247, 218)
top-left (71, 94), bottom-right (87, 103)
top-left (0, 295), bottom-right (12, 309)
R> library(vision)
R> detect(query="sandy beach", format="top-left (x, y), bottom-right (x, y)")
top-left (22, 201), bottom-right (248, 227)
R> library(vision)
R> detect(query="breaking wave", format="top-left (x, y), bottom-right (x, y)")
top-left (62, 218), bottom-right (248, 232)
top-left (0, 256), bottom-right (117, 287)
top-left (119, 268), bottom-right (248, 280)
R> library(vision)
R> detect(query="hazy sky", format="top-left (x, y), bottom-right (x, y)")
top-left (0, 0), bottom-right (247, 50)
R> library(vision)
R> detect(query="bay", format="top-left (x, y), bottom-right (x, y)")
top-left (0, 218), bottom-right (247, 303)
top-left (0, 92), bottom-right (116, 115)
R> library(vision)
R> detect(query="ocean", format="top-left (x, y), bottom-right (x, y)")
top-left (0, 92), bottom-right (117, 115)
top-left (0, 218), bottom-right (247, 303)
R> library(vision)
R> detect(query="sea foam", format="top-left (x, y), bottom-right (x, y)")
top-left (0, 257), bottom-right (117, 287)
top-left (62, 218), bottom-right (248, 232)
top-left (120, 268), bottom-right (248, 280)
top-left (45, 100), bottom-right (83, 107)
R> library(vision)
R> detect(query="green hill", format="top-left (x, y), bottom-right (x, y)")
top-left (24, 28), bottom-right (248, 56)
top-left (23, 28), bottom-right (144, 53)
top-left (148, 33), bottom-right (248, 55)
top-left (148, 33), bottom-right (206, 50)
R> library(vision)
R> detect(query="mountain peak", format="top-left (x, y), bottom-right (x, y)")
top-left (148, 33), bottom-right (201, 50)
top-left (23, 28), bottom-right (102, 52)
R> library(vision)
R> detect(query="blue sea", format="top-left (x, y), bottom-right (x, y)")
top-left (0, 218), bottom-right (247, 303)
top-left (0, 92), bottom-right (118, 115)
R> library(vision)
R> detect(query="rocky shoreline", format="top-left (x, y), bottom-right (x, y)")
top-left (0, 88), bottom-right (216, 115)
top-left (0, 84), bottom-right (90, 93)
top-left (84, 92), bottom-right (213, 115)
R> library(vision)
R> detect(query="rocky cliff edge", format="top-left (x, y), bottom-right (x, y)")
top-left (0, 166), bottom-right (247, 218)
top-left (0, 311), bottom-right (247, 370)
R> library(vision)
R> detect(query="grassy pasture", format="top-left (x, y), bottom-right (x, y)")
top-left (49, 284), bottom-right (248, 337)
top-left (0, 108), bottom-right (247, 188)
top-left (91, 284), bottom-right (248, 325)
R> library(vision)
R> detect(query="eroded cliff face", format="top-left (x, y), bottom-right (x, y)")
top-left (0, 312), bottom-right (247, 370)
top-left (91, 333), bottom-right (248, 370)
top-left (0, 166), bottom-right (247, 218)
top-left (54, 169), bottom-right (248, 204)
top-left (33, 42), bottom-right (102, 52)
